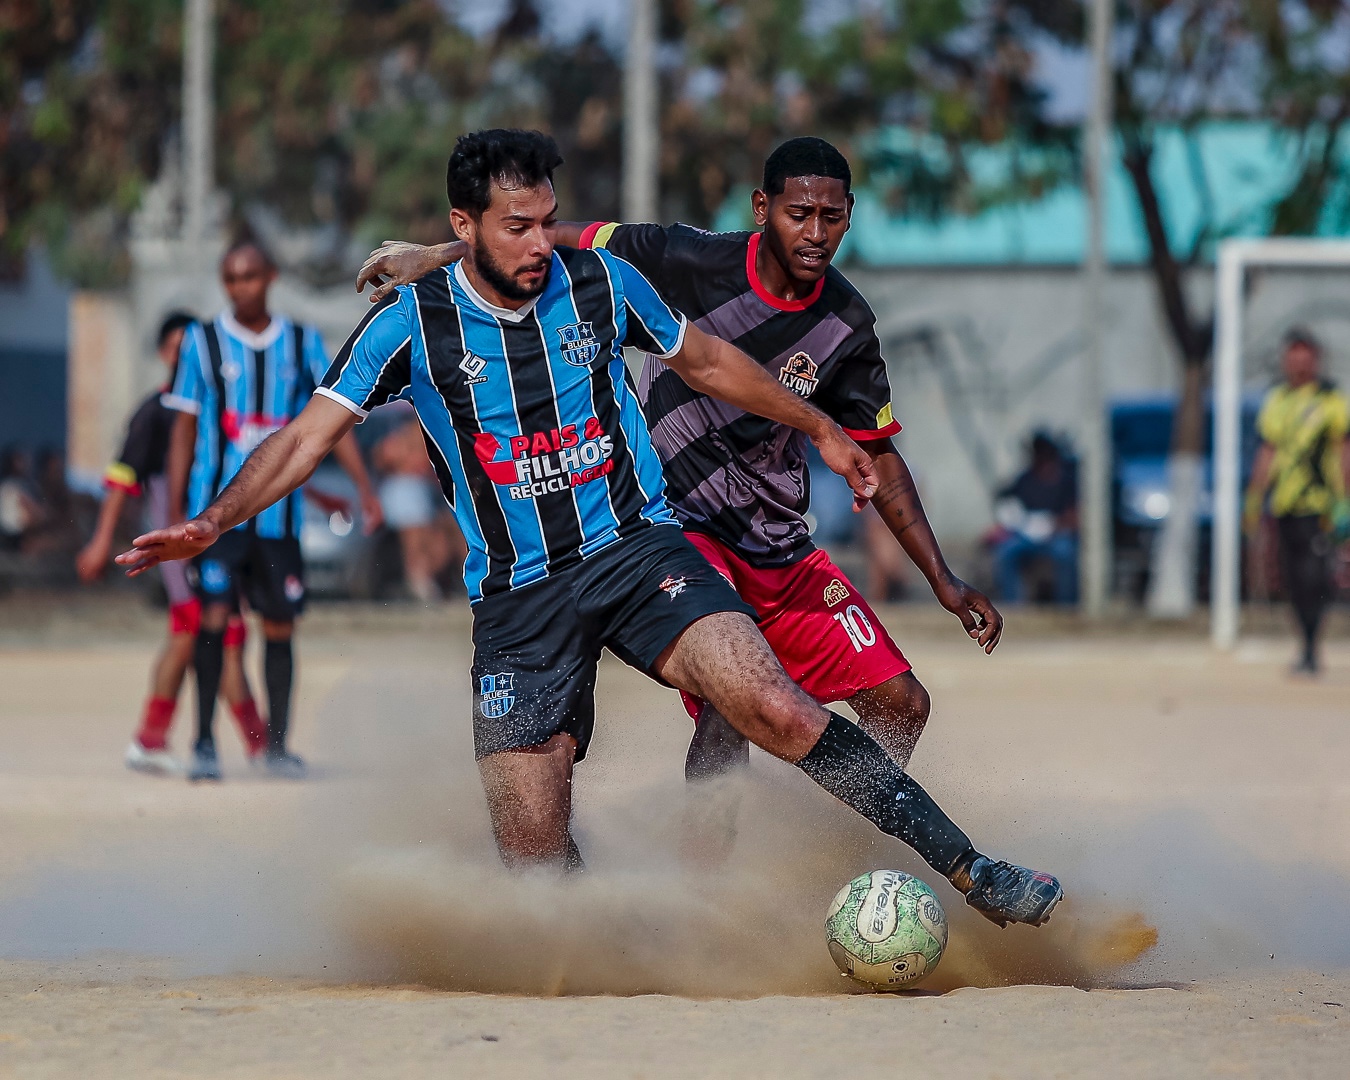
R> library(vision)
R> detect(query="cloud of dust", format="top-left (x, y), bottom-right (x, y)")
top-left (1, 740), bottom-right (1345, 997)
top-left (327, 759), bottom-right (1349, 996)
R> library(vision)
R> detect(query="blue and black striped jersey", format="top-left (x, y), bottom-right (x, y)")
top-left (318, 247), bottom-right (686, 603)
top-left (165, 313), bottom-right (330, 540)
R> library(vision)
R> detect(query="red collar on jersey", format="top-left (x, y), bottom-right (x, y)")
top-left (745, 231), bottom-right (825, 312)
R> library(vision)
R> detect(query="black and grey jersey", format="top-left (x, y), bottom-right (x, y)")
top-left (582, 222), bottom-right (899, 567)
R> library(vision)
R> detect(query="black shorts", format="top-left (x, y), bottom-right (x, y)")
top-left (192, 529), bottom-right (306, 622)
top-left (470, 525), bottom-right (755, 762)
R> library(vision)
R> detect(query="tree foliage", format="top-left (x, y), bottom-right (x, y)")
top-left (1, 0), bottom-right (1346, 296)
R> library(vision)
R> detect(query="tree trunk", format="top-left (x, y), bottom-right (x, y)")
top-left (1120, 128), bottom-right (1212, 618)
top-left (1147, 363), bottom-right (1206, 617)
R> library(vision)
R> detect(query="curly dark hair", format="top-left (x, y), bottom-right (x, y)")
top-left (446, 129), bottom-right (564, 217)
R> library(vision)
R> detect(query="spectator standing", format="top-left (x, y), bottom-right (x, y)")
top-left (1245, 329), bottom-right (1350, 675)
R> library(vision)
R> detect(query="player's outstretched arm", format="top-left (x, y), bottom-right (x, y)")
top-left (115, 396), bottom-right (359, 577)
top-left (666, 323), bottom-right (877, 508)
top-left (355, 222), bottom-right (595, 303)
top-left (869, 444), bottom-right (1003, 653)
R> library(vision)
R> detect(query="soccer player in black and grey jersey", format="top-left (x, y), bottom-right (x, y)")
top-left (359, 136), bottom-right (1061, 926)
top-left (126, 129), bottom-right (1058, 929)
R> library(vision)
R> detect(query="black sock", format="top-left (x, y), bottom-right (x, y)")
top-left (264, 638), bottom-right (293, 754)
top-left (797, 712), bottom-right (976, 879)
top-left (193, 630), bottom-right (225, 750)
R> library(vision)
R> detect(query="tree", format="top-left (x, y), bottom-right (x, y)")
top-left (0, 0), bottom-right (624, 286)
top-left (655, 0), bottom-right (1075, 225)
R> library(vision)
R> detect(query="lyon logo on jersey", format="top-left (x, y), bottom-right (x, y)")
top-left (779, 352), bottom-right (819, 396)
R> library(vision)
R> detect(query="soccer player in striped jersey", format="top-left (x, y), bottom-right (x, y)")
top-left (356, 137), bottom-right (1060, 926)
top-left (121, 130), bottom-right (1059, 928)
top-left (162, 241), bottom-right (382, 781)
top-left (76, 312), bottom-right (265, 774)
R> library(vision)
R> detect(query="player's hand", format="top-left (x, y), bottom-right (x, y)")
top-left (74, 539), bottom-right (109, 583)
top-left (359, 487), bottom-right (384, 534)
top-left (356, 241), bottom-right (448, 303)
top-left (812, 426), bottom-right (878, 510)
top-left (114, 518), bottom-right (220, 578)
top-left (933, 574), bottom-right (1004, 654)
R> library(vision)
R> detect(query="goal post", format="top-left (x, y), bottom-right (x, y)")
top-left (1212, 237), bottom-right (1350, 650)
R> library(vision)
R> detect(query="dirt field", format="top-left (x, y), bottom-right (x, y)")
top-left (2, 594), bottom-right (1347, 1078)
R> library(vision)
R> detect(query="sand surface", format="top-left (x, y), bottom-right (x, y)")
top-left (1, 595), bottom-right (1347, 1078)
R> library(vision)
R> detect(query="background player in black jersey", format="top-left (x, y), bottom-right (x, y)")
top-left (75, 312), bottom-right (266, 774)
top-left (356, 139), bottom-right (1019, 862)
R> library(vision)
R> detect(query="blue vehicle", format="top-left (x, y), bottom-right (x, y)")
top-left (1110, 394), bottom-right (1263, 599)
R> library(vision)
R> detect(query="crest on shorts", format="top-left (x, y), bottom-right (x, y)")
top-left (557, 322), bottom-right (600, 367)
top-left (478, 672), bottom-right (516, 718)
top-left (659, 574), bottom-right (688, 600)
top-left (199, 559), bottom-right (230, 595)
top-left (779, 352), bottom-right (819, 396)
top-left (823, 578), bottom-right (850, 607)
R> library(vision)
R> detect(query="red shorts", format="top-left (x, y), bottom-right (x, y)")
top-left (680, 532), bottom-right (911, 718)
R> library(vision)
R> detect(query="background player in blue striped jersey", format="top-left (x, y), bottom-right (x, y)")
top-left (120, 130), bottom-right (1060, 928)
top-left (162, 240), bottom-right (383, 781)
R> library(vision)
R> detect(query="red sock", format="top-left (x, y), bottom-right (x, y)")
top-left (136, 696), bottom-right (177, 750)
top-left (231, 699), bottom-right (268, 755)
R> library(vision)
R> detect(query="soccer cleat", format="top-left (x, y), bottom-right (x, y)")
top-left (188, 741), bottom-right (222, 783)
top-left (960, 856), bottom-right (1063, 928)
top-left (124, 741), bottom-right (182, 777)
top-left (262, 749), bottom-right (307, 779)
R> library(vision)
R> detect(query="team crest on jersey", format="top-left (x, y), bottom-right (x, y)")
top-left (779, 352), bottom-right (819, 396)
top-left (659, 575), bottom-right (688, 600)
top-left (557, 322), bottom-right (601, 367)
top-left (823, 579), bottom-right (850, 607)
top-left (478, 672), bottom-right (516, 718)
top-left (220, 359), bottom-right (243, 382)
top-left (459, 351), bottom-right (489, 385)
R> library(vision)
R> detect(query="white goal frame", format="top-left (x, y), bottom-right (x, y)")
top-left (1212, 237), bottom-right (1350, 649)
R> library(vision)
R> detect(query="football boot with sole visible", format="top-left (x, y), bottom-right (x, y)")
top-left (188, 741), bottom-right (222, 782)
top-left (961, 856), bottom-right (1063, 928)
top-left (124, 741), bottom-right (182, 777)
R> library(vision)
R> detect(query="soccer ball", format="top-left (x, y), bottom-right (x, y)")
top-left (825, 869), bottom-right (947, 989)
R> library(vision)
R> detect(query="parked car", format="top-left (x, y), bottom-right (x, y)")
top-left (1110, 394), bottom-right (1262, 601)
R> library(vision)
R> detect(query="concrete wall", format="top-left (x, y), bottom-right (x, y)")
top-left (848, 265), bottom-right (1350, 559)
top-left (66, 258), bottom-right (1350, 559)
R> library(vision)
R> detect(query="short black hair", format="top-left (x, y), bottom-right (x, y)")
top-left (446, 129), bottom-right (564, 217)
top-left (157, 310), bottom-right (196, 347)
top-left (1284, 326), bottom-right (1322, 355)
top-left (761, 137), bottom-right (851, 197)
top-left (222, 236), bottom-right (276, 270)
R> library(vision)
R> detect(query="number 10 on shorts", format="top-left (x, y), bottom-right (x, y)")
top-left (832, 604), bottom-right (877, 652)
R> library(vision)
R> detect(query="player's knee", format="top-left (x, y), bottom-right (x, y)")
top-left (747, 682), bottom-right (822, 748)
top-left (262, 618), bottom-right (293, 642)
top-left (199, 604), bottom-right (230, 633)
top-left (905, 678), bottom-right (931, 725)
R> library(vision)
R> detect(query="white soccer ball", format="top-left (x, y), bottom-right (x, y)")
top-left (824, 869), bottom-right (947, 989)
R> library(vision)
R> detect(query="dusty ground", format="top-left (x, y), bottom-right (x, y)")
top-left (1, 593), bottom-right (1347, 1078)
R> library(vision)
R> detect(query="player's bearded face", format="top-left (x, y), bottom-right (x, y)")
top-left (470, 181), bottom-right (555, 302)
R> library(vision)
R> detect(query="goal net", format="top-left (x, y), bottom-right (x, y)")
top-left (1212, 238), bottom-right (1350, 648)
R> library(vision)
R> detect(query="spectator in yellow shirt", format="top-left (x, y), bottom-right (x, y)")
top-left (1245, 329), bottom-right (1350, 674)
